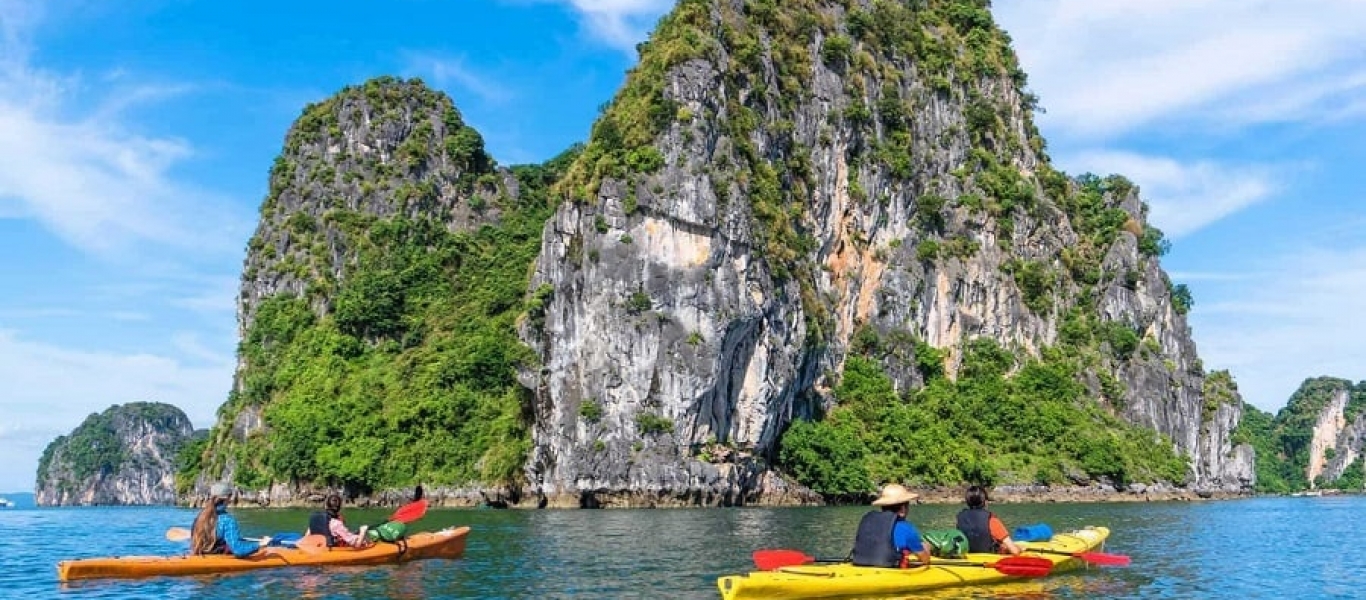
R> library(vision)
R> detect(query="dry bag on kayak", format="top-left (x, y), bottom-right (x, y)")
top-left (367, 520), bottom-right (407, 542)
top-left (1012, 523), bottom-right (1053, 542)
top-left (923, 529), bottom-right (970, 558)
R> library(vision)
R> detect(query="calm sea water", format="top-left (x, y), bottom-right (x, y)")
top-left (0, 496), bottom-right (1360, 599)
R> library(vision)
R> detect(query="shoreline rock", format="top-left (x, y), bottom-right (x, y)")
top-left (195, 482), bottom-right (1251, 509)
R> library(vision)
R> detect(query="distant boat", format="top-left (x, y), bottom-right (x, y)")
top-left (0, 497), bottom-right (13, 508)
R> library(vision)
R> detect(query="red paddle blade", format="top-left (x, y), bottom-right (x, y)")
top-left (753, 549), bottom-right (815, 571)
top-left (1075, 551), bottom-right (1131, 566)
top-left (992, 556), bottom-right (1054, 577)
top-left (390, 499), bottom-right (428, 524)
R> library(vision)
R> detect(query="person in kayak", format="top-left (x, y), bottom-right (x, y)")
top-left (308, 493), bottom-right (372, 548)
top-left (190, 482), bottom-right (271, 557)
top-left (956, 485), bottom-right (1022, 555)
top-left (850, 483), bottom-right (930, 568)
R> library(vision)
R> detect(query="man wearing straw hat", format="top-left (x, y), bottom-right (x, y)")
top-left (849, 483), bottom-right (931, 568)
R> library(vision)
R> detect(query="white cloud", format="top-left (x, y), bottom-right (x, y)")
top-left (543, 0), bottom-right (672, 54)
top-left (0, 330), bottom-right (234, 492)
top-left (1190, 243), bottom-right (1366, 413)
top-left (171, 331), bottom-right (234, 366)
top-left (0, 423), bottom-right (65, 493)
top-left (1165, 271), bottom-right (1260, 284)
top-left (0, 4), bottom-right (247, 261)
top-left (1059, 150), bottom-right (1279, 238)
top-left (168, 275), bottom-right (239, 316)
top-left (1215, 69), bottom-right (1366, 126)
top-left (403, 52), bottom-right (515, 104)
top-left (994, 0), bottom-right (1366, 138)
top-left (996, 3), bottom-right (1366, 412)
top-left (0, 3), bottom-right (245, 493)
top-left (0, 307), bottom-right (82, 319)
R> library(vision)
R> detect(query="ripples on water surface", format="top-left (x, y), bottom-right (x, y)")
top-left (1, 496), bottom-right (1361, 599)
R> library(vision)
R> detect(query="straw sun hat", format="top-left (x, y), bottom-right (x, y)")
top-left (871, 483), bottom-right (920, 506)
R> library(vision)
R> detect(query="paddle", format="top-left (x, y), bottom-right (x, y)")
top-left (387, 485), bottom-right (428, 525)
top-left (165, 526), bottom-right (193, 542)
top-left (752, 549), bottom-right (1053, 577)
top-left (165, 527), bottom-right (274, 544)
top-left (753, 549), bottom-right (821, 571)
top-left (1025, 547), bottom-right (1131, 566)
top-left (164, 527), bottom-right (327, 555)
top-left (933, 556), bottom-right (1053, 577)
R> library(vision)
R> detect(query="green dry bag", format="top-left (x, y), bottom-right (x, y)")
top-left (923, 529), bottom-right (970, 558)
top-left (367, 520), bottom-right (408, 542)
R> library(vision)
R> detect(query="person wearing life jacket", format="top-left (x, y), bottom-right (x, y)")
top-left (307, 493), bottom-right (371, 548)
top-left (190, 482), bottom-right (272, 557)
top-left (956, 485), bottom-right (1022, 555)
top-left (850, 484), bottom-right (931, 568)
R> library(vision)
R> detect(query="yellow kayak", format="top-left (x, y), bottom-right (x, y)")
top-left (57, 526), bottom-right (469, 582)
top-left (718, 526), bottom-right (1111, 600)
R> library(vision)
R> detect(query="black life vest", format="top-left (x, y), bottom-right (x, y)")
top-left (956, 507), bottom-right (997, 553)
top-left (850, 510), bottom-right (902, 567)
top-left (307, 511), bottom-right (336, 547)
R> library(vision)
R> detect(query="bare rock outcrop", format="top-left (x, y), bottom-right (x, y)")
top-left (36, 402), bottom-right (197, 506)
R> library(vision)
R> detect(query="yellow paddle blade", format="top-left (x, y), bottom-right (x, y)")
top-left (165, 527), bottom-right (192, 542)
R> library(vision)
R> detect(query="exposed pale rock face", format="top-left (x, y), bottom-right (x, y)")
top-left (1201, 401), bottom-right (1255, 491)
top-left (237, 77), bottom-right (501, 335)
top-left (1306, 389), bottom-right (1348, 486)
top-left (517, 1), bottom-right (1253, 506)
top-left (521, 183), bottom-right (819, 505)
top-left (1322, 414), bottom-right (1366, 488)
top-left (36, 403), bottom-right (197, 506)
top-left (1297, 384), bottom-right (1366, 489)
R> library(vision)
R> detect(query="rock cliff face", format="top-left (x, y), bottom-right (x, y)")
top-left (201, 1), bottom-right (1256, 506)
top-left (517, 0), bottom-right (1253, 505)
top-left (1322, 411), bottom-right (1366, 487)
top-left (36, 403), bottom-right (195, 506)
top-left (236, 76), bottom-right (502, 334)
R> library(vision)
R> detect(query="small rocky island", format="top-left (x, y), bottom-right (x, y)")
top-left (36, 402), bottom-right (201, 506)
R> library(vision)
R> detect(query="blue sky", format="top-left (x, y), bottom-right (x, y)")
top-left (1, 0), bottom-right (1363, 493)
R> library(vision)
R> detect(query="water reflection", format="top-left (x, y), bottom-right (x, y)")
top-left (14, 496), bottom-right (1366, 599)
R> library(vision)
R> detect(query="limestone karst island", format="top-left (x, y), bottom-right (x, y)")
top-left (35, 0), bottom-right (1364, 513)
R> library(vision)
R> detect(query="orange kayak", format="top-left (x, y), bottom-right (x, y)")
top-left (57, 526), bottom-right (469, 582)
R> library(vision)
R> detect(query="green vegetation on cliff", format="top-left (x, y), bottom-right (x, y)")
top-left (193, 145), bottom-right (577, 492)
top-left (780, 331), bottom-right (1188, 495)
top-left (39, 402), bottom-right (193, 492)
top-left (1231, 404), bottom-right (1288, 493)
top-left (38, 412), bottom-right (125, 483)
top-left (247, 76), bottom-right (497, 304)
